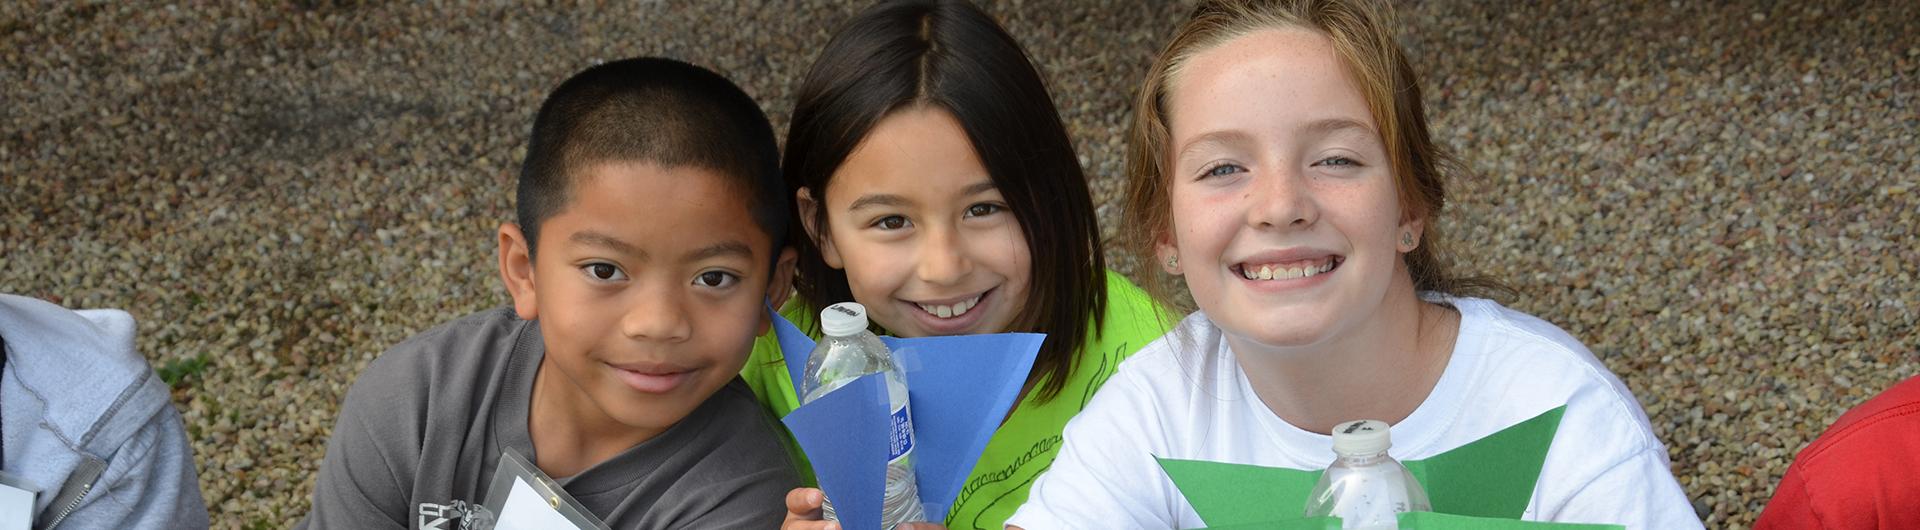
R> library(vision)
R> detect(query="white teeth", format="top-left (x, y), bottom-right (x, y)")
top-left (1240, 260), bottom-right (1336, 281)
top-left (916, 295), bottom-right (980, 319)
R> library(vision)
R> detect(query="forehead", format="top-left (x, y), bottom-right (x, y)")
top-left (825, 107), bottom-right (993, 205)
top-left (1165, 28), bottom-right (1377, 143)
top-left (545, 161), bottom-right (770, 256)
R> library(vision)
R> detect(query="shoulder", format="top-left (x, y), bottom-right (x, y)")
top-left (1086, 270), bottom-right (1176, 361)
top-left (0, 294), bottom-right (173, 451)
top-left (338, 307), bottom-right (532, 428)
top-left (1448, 297), bottom-right (1654, 442)
top-left (1770, 376), bottom-right (1920, 502)
top-left (1094, 312), bottom-right (1223, 414)
top-left (1441, 298), bottom-right (1689, 511)
top-left (352, 307), bottom-right (530, 390)
top-left (0, 294), bottom-right (150, 396)
top-left (690, 379), bottom-right (797, 465)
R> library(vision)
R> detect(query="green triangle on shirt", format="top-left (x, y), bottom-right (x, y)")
top-left (1158, 406), bottom-right (1609, 528)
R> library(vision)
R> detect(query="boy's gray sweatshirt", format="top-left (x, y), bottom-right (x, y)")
top-left (0, 293), bottom-right (210, 529)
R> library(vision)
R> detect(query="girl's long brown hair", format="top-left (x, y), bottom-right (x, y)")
top-left (783, 0), bottom-right (1107, 403)
top-left (1123, 0), bottom-right (1504, 313)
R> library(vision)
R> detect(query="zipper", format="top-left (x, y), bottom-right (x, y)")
top-left (38, 457), bottom-right (105, 530)
top-left (42, 481), bottom-right (93, 530)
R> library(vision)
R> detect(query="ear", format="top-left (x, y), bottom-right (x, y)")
top-left (796, 187), bottom-right (844, 269)
top-left (498, 222), bottom-right (540, 320)
top-left (758, 246), bottom-right (801, 335)
top-left (1396, 215), bottom-right (1425, 253)
top-left (1154, 227), bottom-right (1182, 275)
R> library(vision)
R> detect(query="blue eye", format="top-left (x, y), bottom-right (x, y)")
top-left (1201, 163), bottom-right (1245, 179)
top-left (694, 271), bottom-right (739, 288)
top-left (1314, 156), bottom-right (1360, 167)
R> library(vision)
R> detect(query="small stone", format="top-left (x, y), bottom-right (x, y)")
top-left (7, 2), bottom-right (1914, 528)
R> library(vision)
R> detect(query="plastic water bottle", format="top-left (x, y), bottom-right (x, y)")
top-left (799, 302), bottom-right (927, 528)
top-left (1302, 419), bottom-right (1432, 529)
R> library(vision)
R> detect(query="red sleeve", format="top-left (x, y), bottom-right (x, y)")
top-left (1753, 467), bottom-right (1820, 530)
top-left (1755, 376), bottom-right (1920, 530)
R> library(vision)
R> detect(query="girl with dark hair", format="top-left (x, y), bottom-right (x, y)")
top-left (736, 0), bottom-right (1171, 528)
top-left (1009, 0), bottom-right (1698, 527)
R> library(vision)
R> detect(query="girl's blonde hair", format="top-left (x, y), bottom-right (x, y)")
top-left (1122, 0), bottom-right (1499, 312)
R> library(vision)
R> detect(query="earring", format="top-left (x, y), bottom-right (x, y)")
top-left (1402, 232), bottom-right (1415, 247)
top-left (1166, 256), bottom-right (1179, 270)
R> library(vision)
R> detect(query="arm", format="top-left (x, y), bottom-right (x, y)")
top-left (1552, 446), bottom-right (1704, 529)
top-left (54, 402), bottom-right (211, 530)
top-left (1005, 371), bottom-right (1178, 529)
top-left (296, 382), bottom-right (414, 530)
top-left (671, 466), bottom-right (795, 529)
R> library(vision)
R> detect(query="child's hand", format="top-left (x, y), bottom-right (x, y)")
top-left (782, 488), bottom-right (830, 529)
top-left (779, 487), bottom-right (948, 530)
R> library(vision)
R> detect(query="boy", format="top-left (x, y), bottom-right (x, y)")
top-left (298, 57), bottom-right (800, 529)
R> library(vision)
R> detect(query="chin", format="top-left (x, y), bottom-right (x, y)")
top-left (609, 403), bottom-right (694, 432)
top-left (1218, 315), bottom-right (1331, 350)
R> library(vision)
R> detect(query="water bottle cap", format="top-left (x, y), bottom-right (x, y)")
top-left (819, 302), bottom-right (870, 337)
top-left (1330, 419), bottom-right (1392, 455)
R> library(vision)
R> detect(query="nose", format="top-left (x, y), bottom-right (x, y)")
top-left (1246, 164), bottom-right (1318, 230)
top-left (621, 285), bottom-right (692, 343)
top-left (914, 223), bottom-right (973, 286)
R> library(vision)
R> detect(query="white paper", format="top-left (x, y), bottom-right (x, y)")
top-left (0, 482), bottom-right (33, 530)
top-left (492, 477), bottom-right (585, 530)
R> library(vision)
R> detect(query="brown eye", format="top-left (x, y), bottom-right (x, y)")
top-left (583, 263), bottom-right (625, 281)
top-left (694, 271), bottom-right (739, 288)
top-left (965, 203), bottom-right (1004, 218)
top-left (874, 215), bottom-right (908, 230)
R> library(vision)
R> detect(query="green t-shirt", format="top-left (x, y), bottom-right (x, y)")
top-left (739, 270), bottom-right (1173, 529)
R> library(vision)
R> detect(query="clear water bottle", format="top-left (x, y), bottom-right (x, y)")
top-left (1303, 419), bottom-right (1431, 529)
top-left (800, 302), bottom-right (927, 528)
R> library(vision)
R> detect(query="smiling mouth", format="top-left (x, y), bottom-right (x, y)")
top-left (912, 290), bottom-right (988, 319)
top-left (609, 365), bottom-right (695, 394)
top-left (1233, 257), bottom-right (1341, 281)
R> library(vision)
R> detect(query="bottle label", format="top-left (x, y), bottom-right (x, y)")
top-left (887, 405), bottom-right (914, 461)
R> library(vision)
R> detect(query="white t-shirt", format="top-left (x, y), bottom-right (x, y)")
top-left (1008, 297), bottom-right (1701, 530)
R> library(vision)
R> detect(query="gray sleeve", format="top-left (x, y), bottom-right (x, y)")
top-left (297, 356), bottom-right (421, 530)
top-left (670, 465), bottom-right (794, 529)
top-left (54, 401), bottom-right (211, 530)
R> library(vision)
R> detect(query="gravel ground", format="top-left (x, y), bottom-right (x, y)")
top-left (3, 1), bottom-right (1915, 528)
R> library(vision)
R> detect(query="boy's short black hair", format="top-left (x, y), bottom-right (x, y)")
top-left (516, 57), bottom-right (787, 257)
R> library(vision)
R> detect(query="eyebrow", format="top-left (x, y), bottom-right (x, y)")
top-left (1175, 118), bottom-right (1379, 160)
top-left (1175, 129), bottom-right (1256, 161)
top-left (570, 230), bottom-right (644, 259)
top-left (1304, 117), bottom-right (1377, 138)
top-left (572, 231), bottom-right (756, 263)
top-left (847, 194), bottom-right (907, 212)
top-left (845, 180), bottom-right (999, 211)
top-left (686, 241), bottom-right (756, 263)
top-left (960, 181), bottom-right (998, 196)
